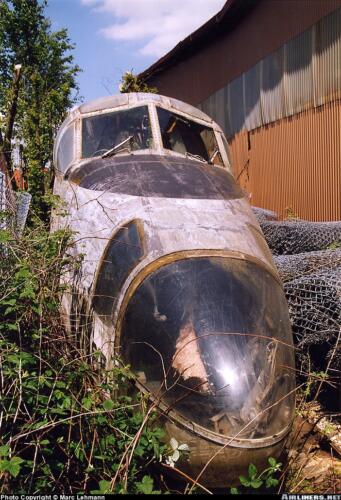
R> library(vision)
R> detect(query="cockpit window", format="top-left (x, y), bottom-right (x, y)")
top-left (82, 106), bottom-right (153, 159)
top-left (93, 221), bottom-right (144, 318)
top-left (157, 107), bottom-right (224, 167)
top-left (57, 124), bottom-right (75, 173)
top-left (121, 257), bottom-right (295, 442)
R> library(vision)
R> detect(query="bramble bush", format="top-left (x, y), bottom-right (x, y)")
top-left (0, 215), bottom-right (166, 494)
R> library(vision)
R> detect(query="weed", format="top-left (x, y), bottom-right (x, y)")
top-left (0, 219), bottom-right (166, 494)
top-left (230, 457), bottom-right (282, 494)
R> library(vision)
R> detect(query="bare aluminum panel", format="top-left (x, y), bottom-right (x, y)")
top-left (244, 62), bottom-right (262, 131)
top-left (284, 28), bottom-right (314, 117)
top-left (260, 47), bottom-right (285, 124)
top-left (314, 7), bottom-right (341, 106)
top-left (227, 75), bottom-right (245, 137)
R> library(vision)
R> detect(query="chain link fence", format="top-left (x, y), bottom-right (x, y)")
top-left (0, 153), bottom-right (31, 234)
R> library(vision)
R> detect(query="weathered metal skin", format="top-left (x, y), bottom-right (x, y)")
top-left (68, 154), bottom-right (244, 200)
top-left (52, 92), bottom-right (295, 487)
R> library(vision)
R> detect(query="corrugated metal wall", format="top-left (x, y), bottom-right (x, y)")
top-left (199, 7), bottom-right (341, 137)
top-left (230, 100), bottom-right (341, 221)
top-left (197, 6), bottom-right (341, 222)
top-left (146, 0), bottom-right (341, 106)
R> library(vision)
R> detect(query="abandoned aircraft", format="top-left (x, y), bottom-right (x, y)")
top-left (52, 92), bottom-right (296, 486)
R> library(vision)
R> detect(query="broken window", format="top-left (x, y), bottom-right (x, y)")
top-left (157, 107), bottom-right (224, 166)
top-left (82, 106), bottom-right (153, 158)
top-left (93, 221), bottom-right (144, 318)
top-left (121, 256), bottom-right (295, 442)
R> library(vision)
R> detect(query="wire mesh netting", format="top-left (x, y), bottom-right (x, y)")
top-left (251, 206), bottom-right (278, 223)
top-left (274, 248), bottom-right (341, 283)
top-left (0, 168), bottom-right (31, 235)
top-left (253, 207), bottom-right (341, 380)
top-left (276, 263), bottom-right (341, 372)
top-left (259, 220), bottom-right (341, 255)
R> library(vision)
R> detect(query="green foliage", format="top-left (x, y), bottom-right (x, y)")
top-left (303, 370), bottom-right (329, 398)
top-left (284, 206), bottom-right (299, 220)
top-left (0, 221), bottom-right (166, 494)
top-left (119, 70), bottom-right (158, 94)
top-left (135, 475), bottom-right (161, 495)
top-left (232, 457), bottom-right (282, 493)
top-left (0, 0), bottom-right (80, 217)
top-left (326, 241), bottom-right (341, 250)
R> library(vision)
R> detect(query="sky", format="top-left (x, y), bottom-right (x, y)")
top-left (46, 0), bottom-right (225, 103)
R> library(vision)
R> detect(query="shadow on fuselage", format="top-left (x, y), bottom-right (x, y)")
top-left (67, 154), bottom-right (244, 201)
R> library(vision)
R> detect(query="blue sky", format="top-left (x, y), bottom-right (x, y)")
top-left (46, 0), bottom-right (225, 103)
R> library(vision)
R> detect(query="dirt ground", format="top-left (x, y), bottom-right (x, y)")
top-left (283, 402), bottom-right (341, 494)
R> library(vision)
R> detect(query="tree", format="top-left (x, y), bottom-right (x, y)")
top-left (0, 0), bottom-right (80, 218)
top-left (119, 70), bottom-right (158, 94)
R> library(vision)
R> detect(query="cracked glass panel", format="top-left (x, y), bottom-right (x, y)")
top-left (121, 257), bottom-right (295, 441)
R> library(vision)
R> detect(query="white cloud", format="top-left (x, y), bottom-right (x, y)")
top-left (81, 0), bottom-right (225, 57)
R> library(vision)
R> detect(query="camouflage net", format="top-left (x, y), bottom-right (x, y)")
top-left (252, 207), bottom-right (341, 388)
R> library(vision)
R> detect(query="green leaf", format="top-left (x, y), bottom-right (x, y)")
top-left (266, 477), bottom-right (279, 488)
top-left (82, 396), bottom-right (92, 410)
top-left (268, 457), bottom-right (277, 467)
top-left (74, 446), bottom-right (84, 460)
top-left (97, 480), bottom-right (112, 493)
top-left (230, 487), bottom-right (239, 494)
top-left (102, 399), bottom-right (114, 411)
top-left (7, 457), bottom-right (24, 478)
top-left (136, 475), bottom-right (154, 495)
top-left (96, 415), bottom-right (108, 425)
top-left (239, 475), bottom-right (250, 487)
top-left (248, 463), bottom-right (257, 480)
top-left (0, 460), bottom-right (10, 473)
top-left (2, 299), bottom-right (16, 306)
top-left (7, 323), bottom-right (18, 331)
top-left (106, 435), bottom-right (116, 445)
top-left (4, 307), bottom-right (15, 316)
top-left (0, 445), bottom-right (10, 457)
top-left (32, 419), bottom-right (48, 429)
top-left (134, 445), bottom-right (145, 457)
top-left (0, 230), bottom-right (11, 243)
top-left (251, 479), bottom-right (263, 489)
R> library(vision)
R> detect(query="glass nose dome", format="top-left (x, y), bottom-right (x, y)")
top-left (121, 256), bottom-right (295, 444)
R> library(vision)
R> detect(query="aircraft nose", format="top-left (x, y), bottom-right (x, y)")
top-left (121, 256), bottom-right (295, 442)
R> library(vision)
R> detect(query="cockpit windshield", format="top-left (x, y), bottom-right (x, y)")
top-left (122, 257), bottom-right (295, 442)
top-left (82, 105), bottom-right (153, 158)
top-left (157, 107), bottom-right (224, 166)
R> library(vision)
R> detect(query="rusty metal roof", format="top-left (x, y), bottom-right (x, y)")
top-left (139, 0), bottom-right (259, 82)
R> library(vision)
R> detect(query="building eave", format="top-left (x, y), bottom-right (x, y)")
top-left (139, 0), bottom-right (259, 82)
